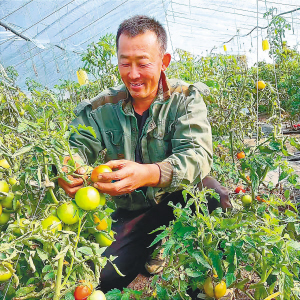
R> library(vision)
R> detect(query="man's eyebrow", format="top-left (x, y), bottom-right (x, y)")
top-left (119, 54), bottom-right (150, 59)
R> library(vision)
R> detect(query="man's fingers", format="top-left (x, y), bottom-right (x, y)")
top-left (105, 160), bottom-right (128, 170)
top-left (58, 176), bottom-right (84, 188)
top-left (58, 178), bottom-right (83, 197)
top-left (97, 168), bottom-right (129, 182)
top-left (94, 179), bottom-right (131, 196)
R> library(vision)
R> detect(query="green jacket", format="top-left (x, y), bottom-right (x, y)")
top-left (69, 72), bottom-right (213, 210)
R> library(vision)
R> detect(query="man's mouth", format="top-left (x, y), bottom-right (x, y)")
top-left (130, 83), bottom-right (143, 87)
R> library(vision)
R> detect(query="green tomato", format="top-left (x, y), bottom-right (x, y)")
top-left (94, 231), bottom-right (114, 247)
top-left (0, 181), bottom-right (9, 200)
top-left (0, 213), bottom-right (10, 225)
top-left (13, 218), bottom-right (26, 236)
top-left (1, 192), bottom-right (14, 209)
top-left (241, 195), bottom-right (252, 206)
top-left (87, 290), bottom-right (106, 300)
top-left (8, 177), bottom-right (18, 186)
top-left (41, 215), bottom-right (62, 234)
top-left (57, 202), bottom-right (79, 225)
top-left (75, 187), bottom-right (102, 211)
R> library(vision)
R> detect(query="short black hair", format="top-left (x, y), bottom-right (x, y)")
top-left (116, 15), bottom-right (167, 54)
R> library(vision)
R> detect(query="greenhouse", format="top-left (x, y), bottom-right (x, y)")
top-left (0, 0), bottom-right (300, 299)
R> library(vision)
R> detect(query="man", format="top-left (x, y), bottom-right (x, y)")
top-left (59, 15), bottom-right (231, 292)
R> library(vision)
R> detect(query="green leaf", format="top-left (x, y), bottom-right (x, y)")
top-left (64, 292), bottom-right (75, 300)
top-left (77, 247), bottom-right (93, 256)
top-left (15, 286), bottom-right (36, 297)
top-left (42, 265), bottom-right (53, 273)
top-left (186, 268), bottom-right (203, 277)
top-left (208, 250), bottom-right (223, 279)
top-left (12, 144), bottom-right (34, 158)
top-left (44, 271), bottom-right (55, 281)
top-left (36, 248), bottom-right (48, 261)
top-left (192, 251), bottom-right (211, 269)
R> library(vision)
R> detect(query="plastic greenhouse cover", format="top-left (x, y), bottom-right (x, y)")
top-left (0, 0), bottom-right (300, 90)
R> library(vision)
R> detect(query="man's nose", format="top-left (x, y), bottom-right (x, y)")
top-left (128, 66), bottom-right (140, 80)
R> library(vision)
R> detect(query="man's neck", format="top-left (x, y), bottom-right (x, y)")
top-left (132, 99), bottom-right (153, 115)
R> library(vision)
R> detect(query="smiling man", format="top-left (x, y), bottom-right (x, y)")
top-left (59, 15), bottom-right (231, 292)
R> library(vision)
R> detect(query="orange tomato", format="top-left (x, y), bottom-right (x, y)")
top-left (236, 152), bottom-right (245, 159)
top-left (90, 165), bottom-right (112, 183)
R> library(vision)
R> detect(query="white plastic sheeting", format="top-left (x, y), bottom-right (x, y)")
top-left (0, 0), bottom-right (299, 89)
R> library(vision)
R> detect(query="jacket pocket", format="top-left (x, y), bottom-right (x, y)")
top-left (103, 130), bottom-right (124, 160)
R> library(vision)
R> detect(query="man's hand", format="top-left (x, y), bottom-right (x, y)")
top-left (93, 160), bottom-right (160, 196)
top-left (58, 156), bottom-right (88, 197)
top-left (201, 176), bottom-right (232, 211)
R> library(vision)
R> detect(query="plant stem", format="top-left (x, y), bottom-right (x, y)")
top-left (53, 256), bottom-right (65, 300)
top-left (229, 131), bottom-right (235, 164)
top-left (43, 154), bottom-right (59, 204)
top-left (61, 217), bottom-right (83, 289)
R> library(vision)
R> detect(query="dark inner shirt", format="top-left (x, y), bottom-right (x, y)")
top-left (134, 109), bottom-right (149, 195)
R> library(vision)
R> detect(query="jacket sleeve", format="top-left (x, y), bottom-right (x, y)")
top-left (156, 82), bottom-right (213, 191)
top-left (68, 99), bottom-right (105, 165)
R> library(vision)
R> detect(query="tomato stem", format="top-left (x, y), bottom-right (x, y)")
top-left (53, 256), bottom-right (64, 300)
top-left (61, 216), bottom-right (83, 289)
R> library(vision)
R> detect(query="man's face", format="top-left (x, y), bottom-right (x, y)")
top-left (117, 31), bottom-right (168, 103)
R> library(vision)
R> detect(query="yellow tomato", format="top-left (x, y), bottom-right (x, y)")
top-left (256, 81), bottom-right (266, 90)
top-left (0, 159), bottom-right (10, 169)
top-left (0, 181), bottom-right (9, 200)
top-left (93, 214), bottom-right (108, 231)
top-left (214, 281), bottom-right (227, 299)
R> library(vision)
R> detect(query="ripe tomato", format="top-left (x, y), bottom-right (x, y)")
top-left (236, 151), bottom-right (245, 159)
top-left (214, 281), bottom-right (227, 299)
top-left (93, 214), bottom-right (108, 231)
top-left (75, 187), bottom-right (104, 210)
top-left (88, 290), bottom-right (106, 300)
top-left (74, 285), bottom-right (92, 300)
top-left (0, 159), bottom-right (10, 169)
top-left (256, 196), bottom-right (266, 203)
top-left (94, 231), bottom-right (114, 247)
top-left (0, 181), bottom-right (9, 200)
top-left (57, 202), bottom-right (79, 225)
top-left (91, 165), bottom-right (112, 183)
top-left (0, 263), bottom-right (13, 282)
top-left (1, 192), bottom-right (14, 209)
top-left (241, 195), bottom-right (252, 206)
top-left (0, 212), bottom-right (10, 225)
top-left (203, 277), bottom-right (227, 299)
top-left (234, 186), bottom-right (245, 194)
top-left (256, 80), bottom-right (266, 90)
top-left (41, 215), bottom-right (62, 234)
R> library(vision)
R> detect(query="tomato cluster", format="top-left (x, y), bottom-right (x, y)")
top-left (293, 124), bottom-right (300, 130)
top-left (203, 277), bottom-right (227, 299)
top-left (74, 282), bottom-right (106, 300)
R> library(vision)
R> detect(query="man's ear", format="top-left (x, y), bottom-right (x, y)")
top-left (162, 53), bottom-right (171, 71)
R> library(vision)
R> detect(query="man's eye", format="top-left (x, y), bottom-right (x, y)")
top-left (140, 64), bottom-right (148, 68)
